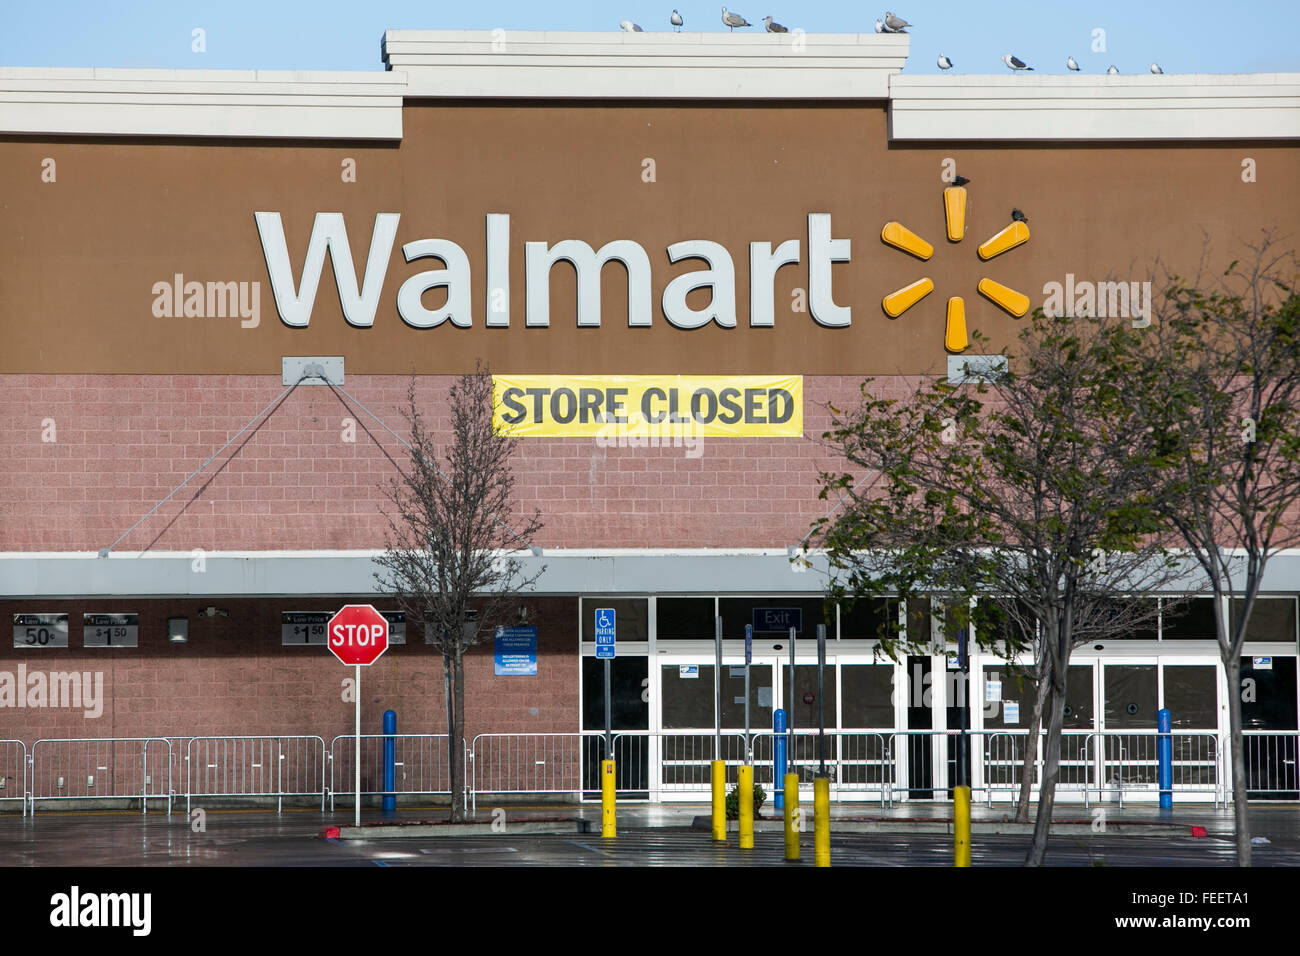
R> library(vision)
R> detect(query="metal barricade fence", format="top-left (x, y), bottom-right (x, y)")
top-left (185, 736), bottom-right (326, 813)
top-left (885, 730), bottom-right (972, 807)
top-left (0, 740), bottom-right (28, 816)
top-left (29, 738), bottom-right (172, 814)
top-left (469, 732), bottom-right (603, 813)
top-left (328, 734), bottom-right (453, 810)
top-left (1090, 730), bottom-right (1221, 807)
top-left (166, 737), bottom-right (191, 804)
top-left (616, 731), bottom-right (749, 797)
top-left (751, 730), bottom-right (889, 805)
top-left (983, 730), bottom-right (1097, 807)
top-left (1240, 730), bottom-right (1299, 799)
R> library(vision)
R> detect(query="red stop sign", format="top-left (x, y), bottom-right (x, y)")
top-left (326, 604), bottom-right (390, 666)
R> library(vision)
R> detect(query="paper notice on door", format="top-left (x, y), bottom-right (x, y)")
top-left (758, 687), bottom-right (773, 708)
top-left (1003, 700), bottom-right (1020, 724)
top-left (985, 679), bottom-right (1002, 703)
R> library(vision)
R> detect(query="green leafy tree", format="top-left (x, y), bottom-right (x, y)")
top-left (817, 316), bottom-right (1187, 865)
top-left (1105, 235), bottom-right (1300, 865)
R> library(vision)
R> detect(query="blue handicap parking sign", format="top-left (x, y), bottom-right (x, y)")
top-left (595, 608), bottom-right (616, 659)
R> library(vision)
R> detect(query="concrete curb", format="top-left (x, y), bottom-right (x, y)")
top-left (688, 815), bottom-right (1204, 837)
top-left (327, 818), bottom-right (591, 839)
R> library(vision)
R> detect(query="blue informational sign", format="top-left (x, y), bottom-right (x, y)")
top-left (745, 623), bottom-right (752, 664)
top-left (752, 607), bottom-right (803, 633)
top-left (495, 626), bottom-right (538, 676)
top-left (595, 607), bottom-right (616, 660)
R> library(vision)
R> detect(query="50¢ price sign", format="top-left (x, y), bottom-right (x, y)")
top-left (13, 613), bottom-right (69, 649)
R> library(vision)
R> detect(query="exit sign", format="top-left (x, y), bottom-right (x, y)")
top-left (752, 607), bottom-right (803, 633)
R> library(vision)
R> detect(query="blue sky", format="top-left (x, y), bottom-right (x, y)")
top-left (1, 1), bottom-right (1296, 74)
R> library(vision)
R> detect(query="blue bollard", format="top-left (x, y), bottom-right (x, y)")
top-left (773, 709), bottom-right (787, 810)
top-left (1157, 708), bottom-right (1172, 811)
top-left (382, 709), bottom-right (397, 817)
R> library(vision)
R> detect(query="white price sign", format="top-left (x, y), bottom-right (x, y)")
top-left (281, 611), bottom-right (330, 645)
top-left (13, 613), bottom-right (70, 649)
top-left (83, 613), bottom-right (139, 647)
top-left (381, 610), bottom-right (407, 645)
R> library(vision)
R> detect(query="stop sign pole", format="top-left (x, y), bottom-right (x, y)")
top-left (327, 604), bottom-right (390, 827)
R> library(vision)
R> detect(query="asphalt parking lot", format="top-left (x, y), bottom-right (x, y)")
top-left (3, 803), bottom-right (1298, 867)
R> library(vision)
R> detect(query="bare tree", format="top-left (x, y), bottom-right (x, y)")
top-left (374, 364), bottom-right (544, 821)
top-left (817, 315), bottom-right (1192, 865)
top-left (1107, 234), bottom-right (1300, 864)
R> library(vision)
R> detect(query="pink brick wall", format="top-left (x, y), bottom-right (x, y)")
top-left (0, 374), bottom-right (919, 552)
top-left (0, 596), bottom-right (579, 744)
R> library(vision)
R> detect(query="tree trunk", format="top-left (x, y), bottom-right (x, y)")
top-left (1225, 654), bottom-right (1251, 865)
top-left (1025, 674), bottom-right (1067, 866)
top-left (451, 647), bottom-right (467, 823)
top-left (443, 651), bottom-right (457, 821)
top-left (1015, 675), bottom-right (1052, 823)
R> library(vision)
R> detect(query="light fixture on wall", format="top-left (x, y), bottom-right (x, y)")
top-left (168, 618), bottom-right (189, 644)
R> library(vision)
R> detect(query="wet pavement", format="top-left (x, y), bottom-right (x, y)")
top-left (2, 802), bottom-right (1297, 866)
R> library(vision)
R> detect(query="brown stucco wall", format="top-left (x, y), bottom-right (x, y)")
top-left (2, 101), bottom-right (1295, 377)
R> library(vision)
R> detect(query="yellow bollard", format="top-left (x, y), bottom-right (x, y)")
top-left (738, 764), bottom-right (754, 849)
top-left (954, 784), bottom-right (971, 867)
top-left (711, 760), bottom-right (726, 841)
top-left (783, 773), bottom-right (800, 861)
top-left (601, 759), bottom-right (616, 838)
top-left (814, 776), bottom-right (830, 867)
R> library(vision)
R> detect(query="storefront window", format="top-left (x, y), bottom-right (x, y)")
top-left (660, 663), bottom-right (715, 728)
top-left (1230, 598), bottom-right (1298, 643)
top-left (1104, 664), bottom-right (1157, 729)
top-left (656, 597), bottom-right (715, 640)
top-left (840, 664), bottom-right (896, 727)
top-left (720, 664), bottom-right (773, 727)
top-left (1089, 598), bottom-right (1159, 640)
top-left (719, 597), bottom-right (829, 640)
top-left (1161, 597), bottom-right (1218, 640)
top-left (839, 598), bottom-right (898, 642)
top-left (580, 598), bottom-right (648, 643)
top-left (1162, 665), bottom-right (1217, 729)
top-left (1063, 665), bottom-right (1094, 729)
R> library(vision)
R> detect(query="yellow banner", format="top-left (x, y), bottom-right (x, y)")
top-left (492, 375), bottom-right (803, 438)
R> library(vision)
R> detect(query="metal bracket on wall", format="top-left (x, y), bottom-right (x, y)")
top-left (947, 354), bottom-right (1008, 385)
top-left (282, 356), bottom-right (344, 386)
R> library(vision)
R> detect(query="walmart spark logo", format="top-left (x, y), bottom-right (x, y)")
top-left (880, 183), bottom-right (1031, 353)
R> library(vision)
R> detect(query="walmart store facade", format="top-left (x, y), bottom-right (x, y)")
top-left (1, 31), bottom-right (1298, 808)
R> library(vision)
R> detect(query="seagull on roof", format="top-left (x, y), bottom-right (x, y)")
top-left (1107, 64), bottom-right (1119, 74)
top-left (938, 54), bottom-right (953, 70)
top-left (763, 16), bottom-right (788, 33)
top-left (874, 18), bottom-right (885, 33)
top-left (884, 11), bottom-right (912, 32)
top-left (1002, 54), bottom-right (1033, 72)
top-left (620, 21), bottom-right (644, 32)
top-left (722, 7), bottom-right (751, 30)
top-left (671, 10), bottom-right (684, 30)
top-left (1011, 208), bottom-right (1029, 223)
top-left (1150, 62), bottom-right (1163, 74)
top-left (1067, 56), bottom-right (1080, 71)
